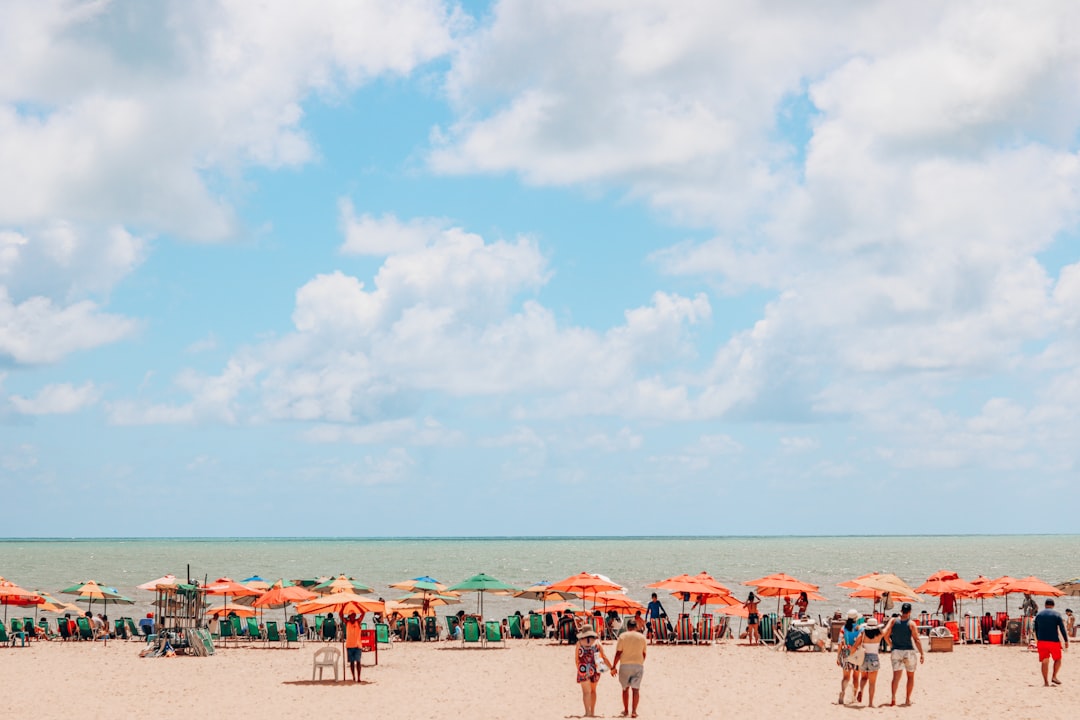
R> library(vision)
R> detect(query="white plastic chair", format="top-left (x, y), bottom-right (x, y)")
top-left (312, 646), bottom-right (341, 681)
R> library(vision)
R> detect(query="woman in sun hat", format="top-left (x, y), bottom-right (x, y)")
top-left (575, 626), bottom-right (612, 718)
top-left (852, 616), bottom-right (885, 707)
top-left (837, 609), bottom-right (864, 704)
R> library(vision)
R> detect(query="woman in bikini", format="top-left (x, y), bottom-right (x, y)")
top-left (852, 617), bottom-right (885, 707)
top-left (743, 592), bottom-right (760, 645)
top-left (575, 627), bottom-right (612, 718)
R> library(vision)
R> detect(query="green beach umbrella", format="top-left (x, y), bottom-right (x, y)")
top-left (447, 573), bottom-right (518, 618)
top-left (312, 575), bottom-right (374, 595)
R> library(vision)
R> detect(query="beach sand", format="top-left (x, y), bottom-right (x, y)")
top-left (2, 637), bottom-right (1075, 719)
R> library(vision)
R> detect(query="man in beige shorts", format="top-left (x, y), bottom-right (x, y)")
top-left (610, 618), bottom-right (647, 717)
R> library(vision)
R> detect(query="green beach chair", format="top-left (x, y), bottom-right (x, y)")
top-left (485, 620), bottom-right (505, 647)
top-left (11, 618), bottom-right (23, 638)
top-left (313, 614), bottom-right (324, 640)
top-left (528, 613), bottom-right (545, 639)
top-left (461, 616), bottom-right (483, 647)
top-left (218, 617), bottom-right (234, 641)
top-left (405, 616), bottom-right (422, 641)
top-left (0, 623), bottom-right (12, 646)
top-left (424, 616), bottom-right (439, 641)
top-left (246, 617), bottom-right (261, 640)
top-left (114, 618), bottom-right (127, 639)
top-left (285, 622), bottom-right (300, 646)
top-left (266, 621), bottom-right (281, 644)
top-left (507, 614), bottom-right (523, 639)
top-left (230, 615), bottom-right (243, 638)
top-left (125, 617), bottom-right (141, 640)
top-left (444, 615), bottom-right (460, 640)
top-left (39, 618), bottom-right (56, 640)
top-left (375, 622), bottom-right (392, 648)
top-left (76, 617), bottom-right (93, 640)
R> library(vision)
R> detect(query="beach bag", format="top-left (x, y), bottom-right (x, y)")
top-left (847, 645), bottom-right (866, 667)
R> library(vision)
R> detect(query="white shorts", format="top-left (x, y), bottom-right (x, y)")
top-left (891, 649), bottom-right (919, 672)
top-left (619, 663), bottom-right (644, 689)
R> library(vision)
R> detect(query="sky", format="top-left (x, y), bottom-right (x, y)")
top-left (2, 0), bottom-right (1080, 537)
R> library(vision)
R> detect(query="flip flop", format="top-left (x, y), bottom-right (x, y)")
top-left (1052, 679), bottom-right (1062, 686)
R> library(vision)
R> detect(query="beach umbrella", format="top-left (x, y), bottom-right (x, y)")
top-left (1002, 576), bottom-right (1064, 597)
top-left (252, 579), bottom-right (318, 628)
top-left (296, 593), bottom-right (386, 680)
top-left (698, 593), bottom-right (749, 617)
top-left (514, 582), bottom-right (579, 616)
top-left (0, 583), bottom-right (43, 621)
top-left (848, 587), bottom-right (917, 605)
top-left (206, 603), bottom-right (257, 619)
top-left (61, 580), bottom-right (134, 615)
top-left (649, 573), bottom-right (731, 616)
top-left (136, 574), bottom-right (178, 591)
top-left (1054, 578), bottom-right (1080, 596)
top-left (549, 572), bottom-right (625, 610)
top-left (396, 592), bottom-right (462, 608)
top-left (312, 575), bottom-right (374, 595)
top-left (838, 572), bottom-right (885, 590)
top-left (294, 576), bottom-right (331, 588)
top-left (242, 576), bottom-right (272, 591)
top-left (447, 573), bottom-right (519, 618)
top-left (593, 592), bottom-right (645, 614)
top-left (541, 601), bottom-right (584, 615)
top-left (746, 573), bottom-right (823, 618)
top-left (389, 576), bottom-right (450, 594)
top-left (849, 573), bottom-right (921, 602)
top-left (204, 578), bottom-right (264, 641)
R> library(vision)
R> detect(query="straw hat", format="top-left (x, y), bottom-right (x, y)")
top-left (578, 628), bottom-right (598, 640)
top-left (864, 617), bottom-right (880, 629)
top-left (846, 609), bottom-right (860, 620)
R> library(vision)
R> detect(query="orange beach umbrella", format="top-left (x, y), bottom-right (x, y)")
top-left (206, 603), bottom-right (257, 619)
top-left (1002, 576), bottom-right (1064, 597)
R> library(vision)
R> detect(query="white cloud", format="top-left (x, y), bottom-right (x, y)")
top-left (339, 200), bottom-right (447, 256)
top-left (0, 288), bottom-right (137, 364)
top-left (10, 381), bottom-right (100, 414)
top-left (303, 417), bottom-right (465, 446)
top-left (0, 0), bottom-right (456, 240)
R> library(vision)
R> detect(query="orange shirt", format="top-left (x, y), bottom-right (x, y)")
top-left (344, 618), bottom-right (363, 648)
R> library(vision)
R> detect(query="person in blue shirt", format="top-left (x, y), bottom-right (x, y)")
top-left (1033, 599), bottom-right (1069, 687)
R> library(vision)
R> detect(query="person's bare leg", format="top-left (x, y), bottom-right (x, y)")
top-left (580, 683), bottom-right (591, 716)
top-left (1052, 657), bottom-right (1062, 684)
top-left (621, 687), bottom-right (630, 716)
top-left (866, 672), bottom-right (876, 708)
top-left (1042, 657), bottom-right (1050, 686)
top-left (631, 688), bottom-right (640, 717)
top-left (840, 669), bottom-right (849, 703)
top-left (904, 670), bottom-right (916, 705)
top-left (890, 669), bottom-right (902, 705)
top-left (587, 681), bottom-right (599, 717)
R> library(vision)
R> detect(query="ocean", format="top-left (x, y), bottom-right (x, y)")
top-left (2, 535), bottom-right (1076, 618)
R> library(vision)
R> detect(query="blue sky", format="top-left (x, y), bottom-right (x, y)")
top-left (3, 0), bottom-right (1080, 536)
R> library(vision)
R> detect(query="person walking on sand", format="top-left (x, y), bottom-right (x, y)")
top-left (574, 627), bottom-right (611, 718)
top-left (341, 610), bottom-right (366, 683)
top-left (852, 617), bottom-right (885, 707)
top-left (883, 603), bottom-right (924, 707)
top-left (743, 592), bottom-right (761, 645)
top-left (1033, 598), bottom-right (1069, 687)
top-left (610, 618), bottom-right (647, 718)
top-left (836, 609), bottom-right (864, 705)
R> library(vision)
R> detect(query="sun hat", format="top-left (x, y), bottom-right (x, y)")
top-left (864, 617), bottom-right (880, 629)
top-left (846, 609), bottom-right (859, 620)
top-left (578, 628), bottom-right (598, 640)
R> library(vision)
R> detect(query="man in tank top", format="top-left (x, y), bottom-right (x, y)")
top-left (883, 603), bottom-right (924, 707)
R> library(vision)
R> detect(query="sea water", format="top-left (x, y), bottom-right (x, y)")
top-left (2, 535), bottom-right (1076, 619)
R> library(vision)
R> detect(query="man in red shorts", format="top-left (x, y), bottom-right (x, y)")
top-left (1033, 598), bottom-right (1069, 687)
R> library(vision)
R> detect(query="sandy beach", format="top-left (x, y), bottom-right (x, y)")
top-left (2, 636), bottom-right (1074, 720)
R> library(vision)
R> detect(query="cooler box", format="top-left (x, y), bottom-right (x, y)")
top-left (988, 630), bottom-right (1002, 645)
top-left (945, 620), bottom-right (959, 642)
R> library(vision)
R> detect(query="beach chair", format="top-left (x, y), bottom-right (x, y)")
top-left (462, 617), bottom-right (484, 647)
top-left (230, 616), bottom-right (243, 638)
top-left (715, 615), bottom-right (729, 640)
top-left (758, 613), bottom-right (778, 644)
top-left (311, 615), bottom-right (323, 640)
top-left (485, 620), bottom-right (506, 647)
top-left (375, 622), bottom-right (392, 648)
top-left (507, 614), bottom-right (524, 639)
top-left (647, 617), bottom-right (668, 644)
top-left (674, 614), bottom-right (695, 644)
top-left (963, 615), bottom-right (979, 643)
top-left (246, 617), bottom-right (262, 640)
top-left (424, 616), bottom-right (439, 641)
top-left (266, 621), bottom-right (281, 644)
top-left (76, 617), bottom-right (94, 641)
top-left (312, 646), bottom-right (340, 681)
top-left (444, 615), bottom-right (460, 640)
top-left (0, 623), bottom-right (13, 647)
top-left (406, 617), bottom-right (422, 642)
top-left (11, 618), bottom-right (24, 639)
top-left (125, 618), bottom-right (141, 640)
top-left (113, 618), bottom-right (127, 639)
top-left (218, 617), bottom-right (234, 641)
top-left (322, 616), bottom-right (338, 642)
top-left (57, 619), bottom-right (72, 641)
top-left (285, 622), bottom-right (301, 647)
top-left (38, 618), bottom-right (56, 640)
top-left (590, 615), bottom-right (604, 637)
top-left (528, 613), bottom-right (545, 639)
top-left (995, 612), bottom-right (1009, 631)
top-left (698, 614), bottom-right (713, 645)
top-left (558, 616), bottom-right (577, 644)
